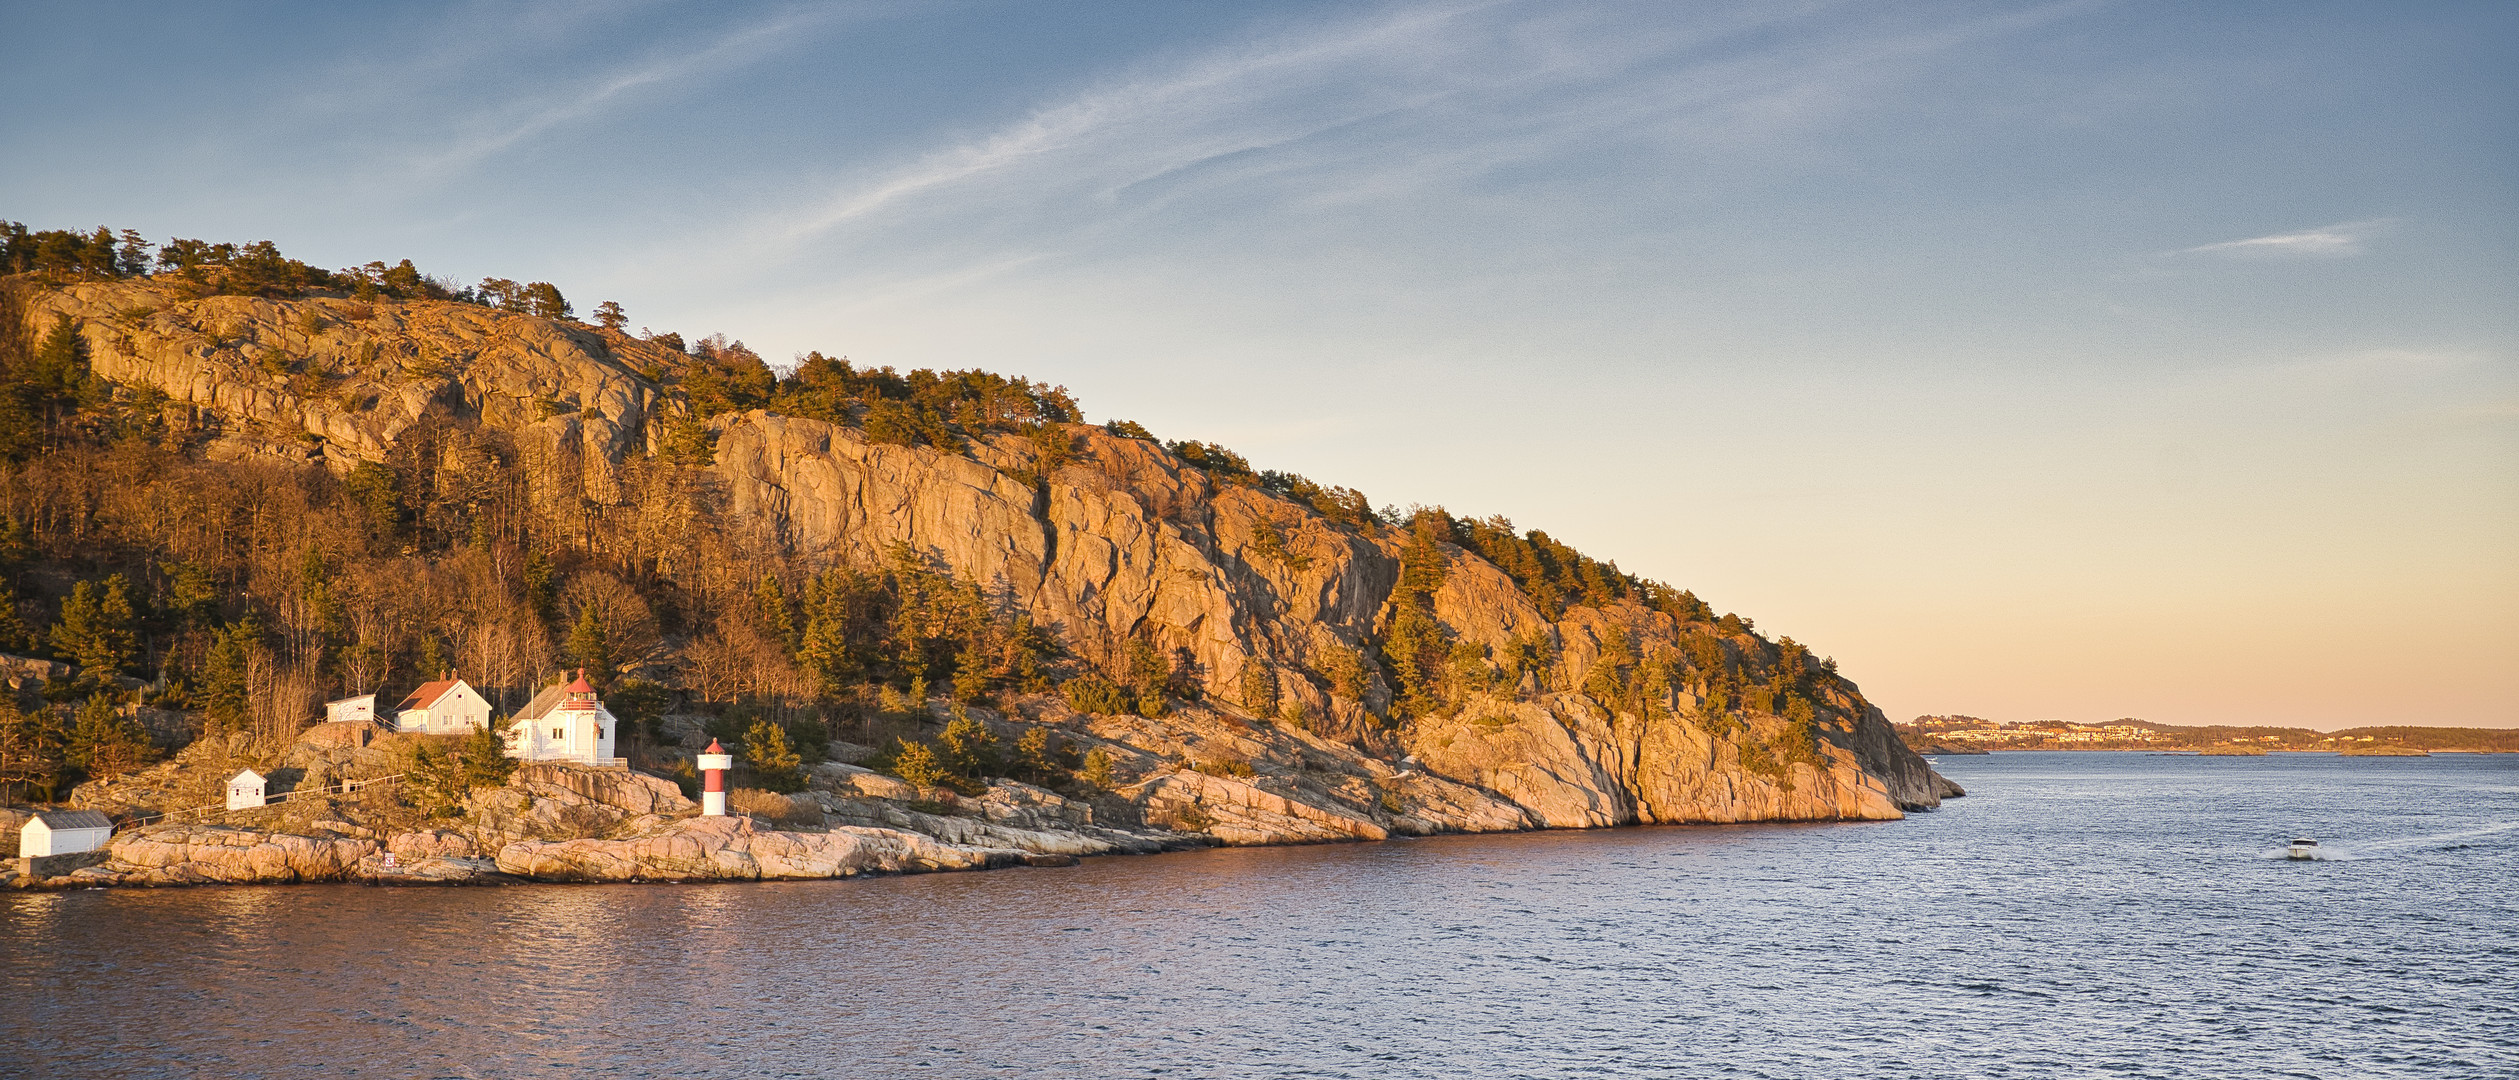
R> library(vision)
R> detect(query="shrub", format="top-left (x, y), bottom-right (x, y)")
top-left (1080, 747), bottom-right (1117, 789)
top-left (1320, 644), bottom-right (1368, 700)
top-left (1239, 663), bottom-right (1279, 716)
top-left (936, 714), bottom-right (999, 778)
top-left (892, 739), bottom-right (951, 790)
top-left (1011, 727), bottom-right (1077, 787)
top-left (1168, 800), bottom-right (1214, 833)
top-left (1191, 758), bottom-right (1255, 779)
top-left (729, 787), bottom-right (808, 823)
top-left (1062, 673), bottom-right (1132, 716)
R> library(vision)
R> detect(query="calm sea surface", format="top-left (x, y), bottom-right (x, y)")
top-left (5, 752), bottom-right (2514, 1079)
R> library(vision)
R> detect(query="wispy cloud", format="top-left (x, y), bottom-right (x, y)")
top-left (409, 6), bottom-right (844, 176)
top-left (792, 2), bottom-right (1497, 235)
top-left (2176, 219), bottom-right (2393, 258)
top-left (735, 0), bottom-right (2097, 274)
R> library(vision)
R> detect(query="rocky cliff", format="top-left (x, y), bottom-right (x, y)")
top-left (19, 278), bottom-right (1959, 848)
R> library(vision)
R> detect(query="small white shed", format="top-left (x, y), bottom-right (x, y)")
top-left (21, 810), bottom-right (114, 856)
top-left (227, 768), bottom-right (268, 810)
top-left (325, 694), bottom-right (376, 725)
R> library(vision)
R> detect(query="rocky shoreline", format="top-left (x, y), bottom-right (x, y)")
top-left (10, 692), bottom-right (1964, 891)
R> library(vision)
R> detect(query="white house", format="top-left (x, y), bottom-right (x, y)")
top-left (21, 809), bottom-right (114, 856)
top-left (391, 677), bottom-right (492, 734)
top-left (505, 671), bottom-right (622, 767)
top-left (324, 694), bottom-right (376, 725)
top-left (227, 769), bottom-right (267, 810)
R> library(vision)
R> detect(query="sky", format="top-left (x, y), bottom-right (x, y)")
top-left (4, 1), bottom-right (2513, 729)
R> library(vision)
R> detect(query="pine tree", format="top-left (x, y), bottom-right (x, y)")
top-left (567, 603), bottom-right (610, 682)
top-left (165, 561), bottom-right (220, 629)
top-left (523, 282), bottom-right (571, 320)
top-left (52, 575), bottom-right (138, 687)
top-left (297, 548), bottom-right (341, 644)
top-left (0, 699), bottom-right (68, 801)
top-left (754, 574), bottom-right (796, 653)
top-left (936, 713), bottom-right (997, 780)
top-left (457, 720), bottom-right (517, 790)
top-left (891, 738), bottom-right (948, 790)
top-left (522, 551), bottom-right (556, 625)
top-left (0, 581), bottom-right (33, 653)
top-left (66, 693), bottom-right (154, 780)
top-left (592, 300), bottom-right (627, 331)
top-left (116, 229), bottom-right (152, 277)
top-left (199, 618), bottom-right (259, 736)
top-left (404, 741), bottom-right (469, 819)
top-left (743, 718), bottom-right (805, 793)
top-left (415, 633), bottom-right (447, 680)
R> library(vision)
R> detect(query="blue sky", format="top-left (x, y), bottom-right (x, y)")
top-left (6, 1), bottom-right (2513, 728)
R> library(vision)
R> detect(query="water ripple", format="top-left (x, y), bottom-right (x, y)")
top-left (3, 752), bottom-right (2514, 1078)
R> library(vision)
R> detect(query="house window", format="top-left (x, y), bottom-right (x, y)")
top-left (551, 727), bottom-right (564, 741)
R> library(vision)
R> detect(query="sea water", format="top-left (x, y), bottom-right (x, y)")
top-left (4, 751), bottom-right (2512, 1079)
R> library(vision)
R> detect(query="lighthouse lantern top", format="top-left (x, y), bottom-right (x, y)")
top-left (696, 739), bottom-right (733, 772)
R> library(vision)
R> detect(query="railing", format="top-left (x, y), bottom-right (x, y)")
top-left (109, 773), bottom-right (406, 835)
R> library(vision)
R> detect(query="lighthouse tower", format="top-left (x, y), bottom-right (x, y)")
top-left (697, 738), bottom-right (732, 816)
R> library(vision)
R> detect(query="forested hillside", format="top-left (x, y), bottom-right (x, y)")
top-left (0, 220), bottom-right (1954, 829)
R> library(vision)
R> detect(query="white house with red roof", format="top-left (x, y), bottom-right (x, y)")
top-left (391, 676), bottom-right (492, 734)
top-left (504, 671), bottom-right (622, 767)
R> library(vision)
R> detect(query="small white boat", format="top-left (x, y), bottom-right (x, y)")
top-left (2285, 838), bottom-right (2320, 860)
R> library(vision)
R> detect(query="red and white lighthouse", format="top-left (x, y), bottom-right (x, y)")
top-left (697, 738), bottom-right (732, 816)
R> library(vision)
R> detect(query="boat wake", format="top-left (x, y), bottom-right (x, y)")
top-left (2258, 820), bottom-right (2519, 862)
top-left (2351, 819), bottom-right (2519, 854)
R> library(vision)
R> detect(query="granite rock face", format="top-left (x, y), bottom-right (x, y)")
top-left (97, 825), bottom-right (377, 885)
top-left (22, 280), bottom-right (1960, 846)
top-left (25, 281), bottom-right (679, 502)
top-left (700, 412), bottom-right (1961, 827)
top-left (493, 814), bottom-right (1029, 882)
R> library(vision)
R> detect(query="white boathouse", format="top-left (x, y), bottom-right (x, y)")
top-left (21, 810), bottom-right (114, 856)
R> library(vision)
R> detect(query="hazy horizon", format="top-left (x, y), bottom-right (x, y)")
top-left (4, 1), bottom-right (2511, 730)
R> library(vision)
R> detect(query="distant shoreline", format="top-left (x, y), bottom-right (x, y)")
top-left (1920, 748), bottom-right (2507, 757)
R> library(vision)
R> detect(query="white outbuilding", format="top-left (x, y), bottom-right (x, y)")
top-left (21, 810), bottom-right (114, 856)
top-left (226, 768), bottom-right (268, 810)
top-left (391, 676), bottom-right (493, 734)
top-left (324, 694), bottom-right (376, 725)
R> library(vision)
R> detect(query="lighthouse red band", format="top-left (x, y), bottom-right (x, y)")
top-left (697, 739), bottom-right (732, 816)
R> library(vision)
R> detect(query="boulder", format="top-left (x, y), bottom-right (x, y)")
top-left (359, 853), bottom-right (504, 885)
top-left (387, 829), bottom-right (478, 858)
top-left (1132, 769), bottom-right (1389, 845)
top-left (100, 824), bottom-right (376, 885)
top-left (510, 763), bottom-right (694, 816)
top-left (493, 815), bottom-right (1027, 882)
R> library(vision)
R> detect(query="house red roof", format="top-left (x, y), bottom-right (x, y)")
top-left (392, 679), bottom-right (460, 713)
top-left (565, 671), bottom-right (596, 694)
